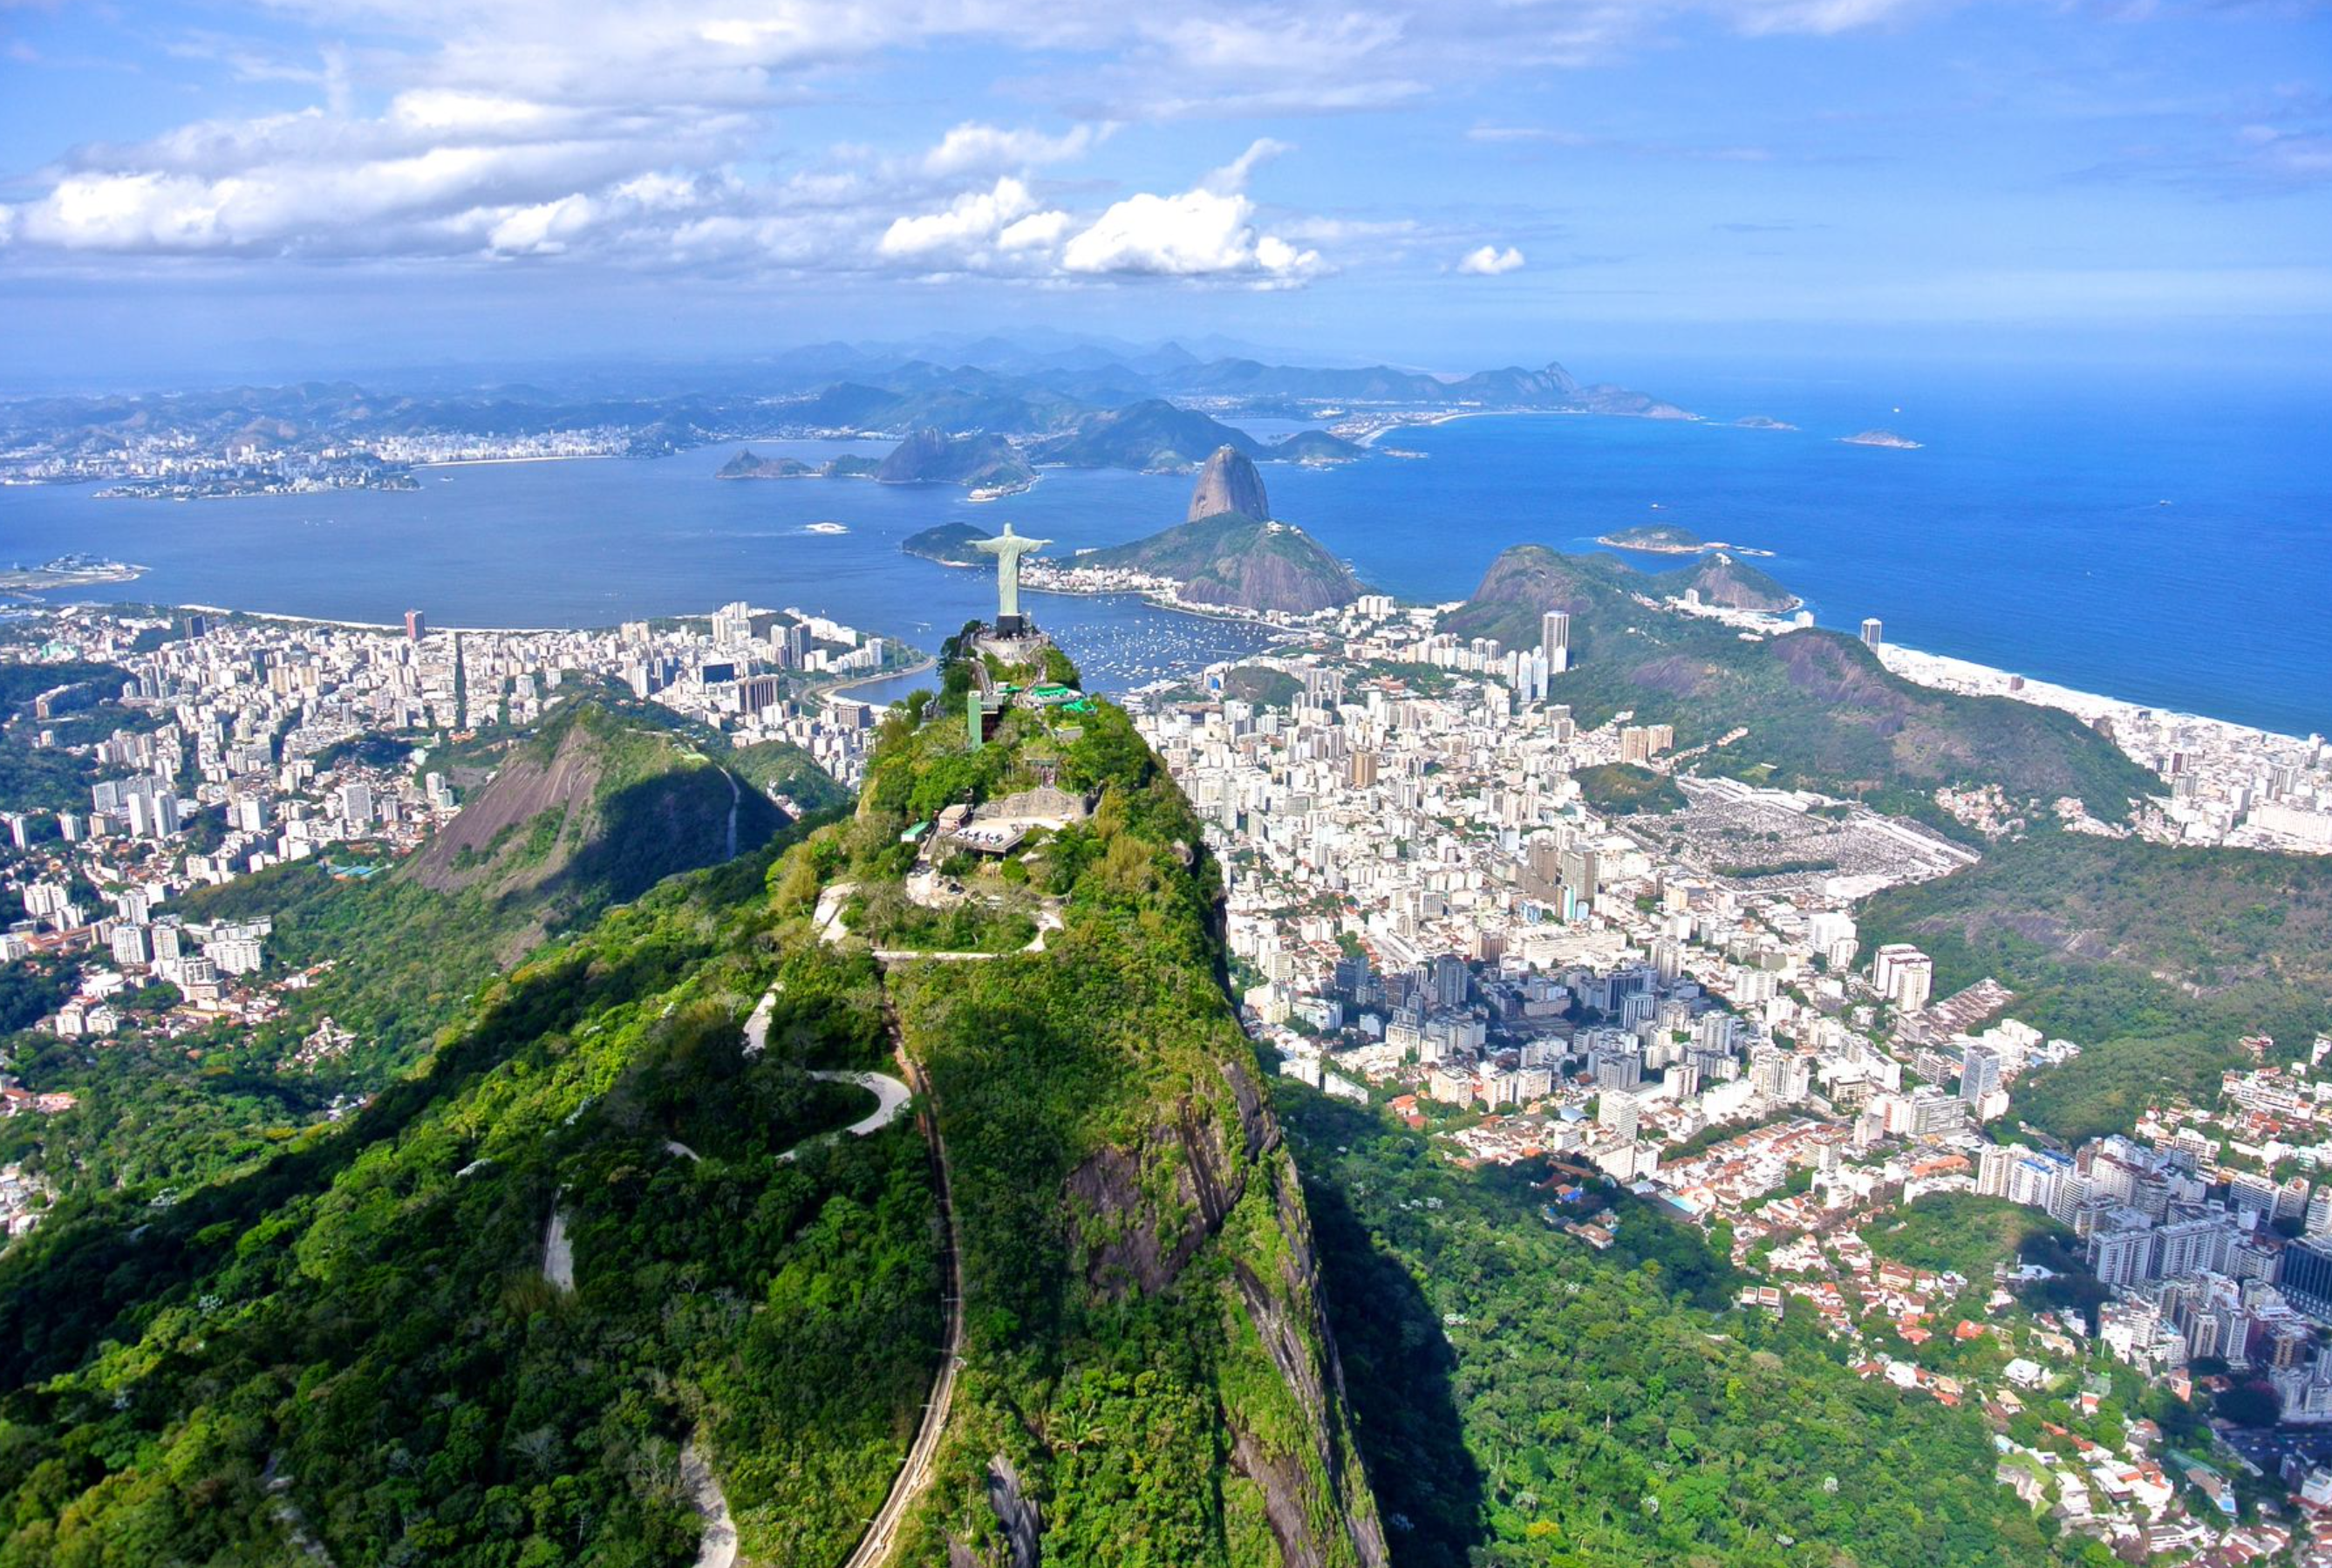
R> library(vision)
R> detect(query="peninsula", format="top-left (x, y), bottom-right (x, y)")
top-left (1041, 447), bottom-right (1363, 616)
top-left (0, 555), bottom-right (147, 590)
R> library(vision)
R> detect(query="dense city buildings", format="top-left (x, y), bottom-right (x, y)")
top-left (1122, 590), bottom-right (2332, 1564)
top-left (0, 599), bottom-right (909, 1087)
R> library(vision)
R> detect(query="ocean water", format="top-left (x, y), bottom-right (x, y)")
top-left (3, 365), bottom-right (2326, 731)
top-left (1258, 370), bottom-right (2332, 737)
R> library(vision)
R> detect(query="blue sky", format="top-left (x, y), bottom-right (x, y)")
top-left (1, 0), bottom-right (2326, 385)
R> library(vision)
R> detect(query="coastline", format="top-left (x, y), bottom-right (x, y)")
top-left (925, 548), bottom-right (2314, 743)
top-left (174, 603), bottom-right (572, 636)
top-left (1018, 576), bottom-right (1293, 628)
top-left (823, 657), bottom-right (938, 698)
top-left (0, 566), bottom-right (147, 590)
top-left (906, 546), bottom-right (1290, 630)
top-left (1872, 643), bottom-right (2309, 751)
top-left (1348, 406), bottom-right (1590, 448)
top-left (416, 453), bottom-right (621, 469)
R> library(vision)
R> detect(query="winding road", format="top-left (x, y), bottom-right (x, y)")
top-left (839, 1036), bottom-right (964, 1568)
top-left (692, 985), bottom-right (965, 1568)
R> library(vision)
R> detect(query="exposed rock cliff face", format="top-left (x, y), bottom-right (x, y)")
top-left (1057, 1057), bottom-right (1387, 1568)
top-left (1188, 444), bottom-right (1273, 522)
top-left (402, 700), bottom-right (785, 958)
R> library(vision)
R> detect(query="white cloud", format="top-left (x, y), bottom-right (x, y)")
top-left (487, 193), bottom-right (599, 256)
top-left (1204, 138), bottom-right (1290, 194)
top-left (922, 122), bottom-right (1102, 177)
top-left (998, 208), bottom-right (1073, 251)
top-left (0, 0), bottom-right (1947, 273)
top-left (389, 90), bottom-right (563, 136)
top-left (1716, 0), bottom-right (1923, 37)
top-left (877, 177), bottom-right (1071, 265)
top-left (1062, 182), bottom-right (1320, 281)
top-left (1456, 243), bottom-right (1525, 275)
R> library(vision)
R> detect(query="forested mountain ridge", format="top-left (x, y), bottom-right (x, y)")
top-left (0, 695), bottom-right (831, 1239)
top-left (0, 818), bottom-right (946, 1566)
top-left (1859, 830), bottom-right (2332, 1141)
top-left (1084, 510), bottom-right (1365, 615)
top-left (829, 658), bottom-right (1386, 1565)
top-left (0, 649), bottom-right (1387, 1566)
top-left (1446, 543), bottom-right (2158, 821)
top-left (1081, 451), bottom-right (1365, 615)
top-left (1278, 1086), bottom-right (2074, 1567)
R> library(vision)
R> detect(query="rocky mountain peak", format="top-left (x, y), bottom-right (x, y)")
top-left (1187, 444), bottom-right (1272, 522)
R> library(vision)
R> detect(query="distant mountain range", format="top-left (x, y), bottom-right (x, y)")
top-left (1, 340), bottom-right (1689, 484)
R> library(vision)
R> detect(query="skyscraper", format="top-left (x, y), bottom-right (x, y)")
top-left (1540, 610), bottom-right (1572, 673)
top-left (1960, 1044), bottom-right (2001, 1104)
top-left (405, 609), bottom-right (426, 641)
top-left (1860, 617), bottom-right (1884, 649)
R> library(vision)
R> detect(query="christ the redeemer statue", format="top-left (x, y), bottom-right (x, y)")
top-left (972, 522), bottom-right (1049, 632)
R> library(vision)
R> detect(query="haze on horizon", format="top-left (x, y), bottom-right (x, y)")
top-left (1, 0), bottom-right (2327, 392)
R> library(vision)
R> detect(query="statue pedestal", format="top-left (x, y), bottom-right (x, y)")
top-left (970, 623), bottom-right (1055, 665)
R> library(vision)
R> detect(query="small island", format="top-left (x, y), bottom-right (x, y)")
top-left (716, 449), bottom-right (816, 480)
top-left (1733, 415), bottom-right (1797, 431)
top-left (901, 521), bottom-right (995, 567)
top-left (1597, 523), bottom-right (1774, 558)
top-left (1840, 429), bottom-right (1923, 450)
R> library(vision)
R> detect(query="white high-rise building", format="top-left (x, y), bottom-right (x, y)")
top-left (1872, 944), bottom-right (1933, 1012)
top-left (1977, 1142), bottom-right (2018, 1198)
top-left (1960, 1045), bottom-right (2002, 1104)
top-left (1540, 610), bottom-right (1572, 674)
